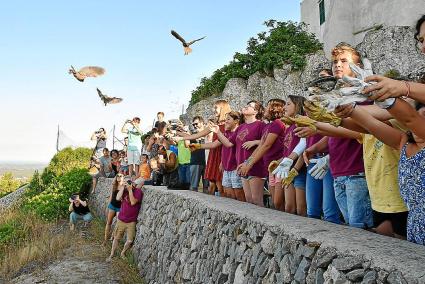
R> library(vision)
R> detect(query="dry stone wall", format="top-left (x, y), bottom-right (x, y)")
top-left (0, 184), bottom-right (29, 212)
top-left (90, 178), bottom-right (425, 284)
top-left (183, 26), bottom-right (425, 123)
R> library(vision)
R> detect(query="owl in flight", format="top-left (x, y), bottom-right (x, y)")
top-left (69, 66), bottom-right (105, 82)
top-left (97, 88), bottom-right (123, 106)
top-left (171, 30), bottom-right (206, 55)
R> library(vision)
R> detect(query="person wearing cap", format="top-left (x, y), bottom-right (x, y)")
top-left (107, 177), bottom-right (143, 261)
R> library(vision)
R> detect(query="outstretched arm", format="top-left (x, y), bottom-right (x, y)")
top-left (182, 128), bottom-right (211, 141)
top-left (350, 106), bottom-right (406, 150)
top-left (386, 98), bottom-right (425, 140)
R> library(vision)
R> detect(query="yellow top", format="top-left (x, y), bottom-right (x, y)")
top-left (359, 120), bottom-right (407, 213)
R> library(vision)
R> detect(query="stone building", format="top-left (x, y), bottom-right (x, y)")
top-left (300, 0), bottom-right (425, 55)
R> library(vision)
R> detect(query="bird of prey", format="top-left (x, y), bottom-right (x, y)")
top-left (68, 66), bottom-right (105, 82)
top-left (97, 88), bottom-right (123, 106)
top-left (171, 30), bottom-right (206, 55)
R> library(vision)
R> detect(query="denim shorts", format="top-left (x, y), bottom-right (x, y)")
top-left (293, 167), bottom-right (307, 190)
top-left (222, 170), bottom-right (242, 189)
top-left (108, 203), bottom-right (121, 212)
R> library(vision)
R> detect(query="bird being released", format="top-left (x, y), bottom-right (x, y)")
top-left (171, 30), bottom-right (206, 55)
top-left (68, 66), bottom-right (105, 82)
top-left (97, 88), bottom-right (123, 106)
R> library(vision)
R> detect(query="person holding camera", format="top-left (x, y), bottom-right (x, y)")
top-left (121, 117), bottom-right (143, 178)
top-left (107, 178), bottom-right (143, 261)
top-left (69, 193), bottom-right (93, 231)
top-left (91, 128), bottom-right (108, 159)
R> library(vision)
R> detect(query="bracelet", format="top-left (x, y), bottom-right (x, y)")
top-left (404, 81), bottom-right (411, 98)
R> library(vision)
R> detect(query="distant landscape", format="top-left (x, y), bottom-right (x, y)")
top-left (0, 161), bottom-right (46, 180)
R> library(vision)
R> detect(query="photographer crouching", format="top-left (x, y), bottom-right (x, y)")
top-left (107, 177), bottom-right (143, 261)
top-left (69, 193), bottom-right (93, 231)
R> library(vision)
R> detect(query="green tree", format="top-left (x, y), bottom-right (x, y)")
top-left (0, 172), bottom-right (23, 198)
top-left (189, 20), bottom-right (322, 105)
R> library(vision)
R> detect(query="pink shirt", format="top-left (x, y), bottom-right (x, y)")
top-left (228, 121), bottom-right (266, 177)
top-left (261, 119), bottom-right (286, 168)
top-left (328, 137), bottom-right (364, 177)
top-left (118, 188), bottom-right (143, 223)
top-left (221, 130), bottom-right (237, 171)
top-left (282, 124), bottom-right (301, 158)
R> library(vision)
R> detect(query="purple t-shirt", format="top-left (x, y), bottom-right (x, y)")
top-left (261, 119), bottom-right (286, 168)
top-left (307, 134), bottom-right (325, 149)
top-left (282, 124), bottom-right (301, 158)
top-left (228, 120), bottom-right (266, 177)
top-left (221, 130), bottom-right (237, 171)
top-left (118, 188), bottom-right (143, 223)
top-left (328, 137), bottom-right (364, 177)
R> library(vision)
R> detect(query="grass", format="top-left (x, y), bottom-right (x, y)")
top-left (0, 208), bottom-right (144, 283)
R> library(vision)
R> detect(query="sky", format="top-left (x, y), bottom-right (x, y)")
top-left (0, 1), bottom-right (300, 163)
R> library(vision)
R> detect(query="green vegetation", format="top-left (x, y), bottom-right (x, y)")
top-left (0, 172), bottom-right (24, 198)
top-left (189, 20), bottom-right (323, 105)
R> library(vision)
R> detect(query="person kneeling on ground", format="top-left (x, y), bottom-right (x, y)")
top-left (107, 178), bottom-right (143, 261)
top-left (69, 193), bottom-right (93, 231)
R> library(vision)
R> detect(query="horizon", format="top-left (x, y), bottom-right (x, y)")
top-left (0, 1), bottom-right (300, 163)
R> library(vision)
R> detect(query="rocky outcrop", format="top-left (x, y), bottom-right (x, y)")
top-left (90, 179), bottom-right (425, 284)
top-left (184, 26), bottom-right (425, 122)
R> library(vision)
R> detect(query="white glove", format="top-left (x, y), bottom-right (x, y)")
top-left (308, 155), bottom-right (330, 180)
top-left (272, 158), bottom-right (293, 179)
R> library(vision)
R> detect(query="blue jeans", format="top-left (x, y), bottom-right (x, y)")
top-left (333, 173), bottom-right (373, 228)
top-left (178, 164), bottom-right (191, 184)
top-left (190, 164), bottom-right (206, 191)
top-left (306, 163), bottom-right (340, 224)
top-left (70, 212), bottom-right (93, 224)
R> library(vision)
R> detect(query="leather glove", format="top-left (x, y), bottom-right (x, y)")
top-left (268, 160), bottom-right (280, 174)
top-left (272, 158), bottom-right (294, 179)
top-left (281, 115), bottom-right (317, 131)
top-left (308, 155), bottom-right (330, 180)
top-left (303, 101), bottom-right (342, 127)
top-left (281, 168), bottom-right (299, 186)
top-left (188, 143), bottom-right (201, 152)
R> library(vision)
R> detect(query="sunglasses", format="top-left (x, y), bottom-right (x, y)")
top-left (117, 174), bottom-right (124, 178)
top-left (192, 123), bottom-right (199, 127)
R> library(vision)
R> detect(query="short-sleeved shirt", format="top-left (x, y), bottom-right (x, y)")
top-left (221, 130), bottom-right (237, 171)
top-left (359, 120), bottom-right (407, 213)
top-left (307, 134), bottom-right (325, 149)
top-left (190, 134), bottom-right (205, 166)
top-left (118, 188), bottom-right (143, 223)
top-left (96, 138), bottom-right (107, 150)
top-left (261, 119), bottom-right (286, 168)
top-left (139, 163), bottom-right (151, 180)
top-left (127, 126), bottom-right (142, 151)
top-left (328, 137), bottom-right (364, 177)
top-left (72, 203), bottom-right (90, 215)
top-left (177, 140), bottom-right (191, 165)
top-left (100, 156), bottom-right (112, 176)
top-left (228, 121), bottom-right (266, 177)
top-left (282, 124), bottom-right (301, 158)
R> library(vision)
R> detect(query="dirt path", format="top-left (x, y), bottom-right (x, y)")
top-left (10, 222), bottom-right (143, 284)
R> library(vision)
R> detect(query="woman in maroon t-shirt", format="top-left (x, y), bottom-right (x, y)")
top-left (211, 101), bottom-right (266, 206)
top-left (238, 99), bottom-right (286, 210)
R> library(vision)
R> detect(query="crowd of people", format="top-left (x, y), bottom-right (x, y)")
top-left (81, 15), bottom-right (425, 250)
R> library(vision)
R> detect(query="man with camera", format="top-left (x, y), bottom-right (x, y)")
top-left (107, 177), bottom-right (143, 261)
top-left (69, 193), bottom-right (93, 231)
top-left (121, 117), bottom-right (143, 178)
top-left (91, 128), bottom-right (108, 159)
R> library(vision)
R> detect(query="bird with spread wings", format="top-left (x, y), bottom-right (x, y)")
top-left (97, 88), bottom-right (123, 106)
top-left (68, 66), bottom-right (105, 82)
top-left (171, 30), bottom-right (206, 55)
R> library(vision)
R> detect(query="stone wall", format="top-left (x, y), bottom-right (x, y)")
top-left (91, 178), bottom-right (425, 284)
top-left (183, 26), bottom-right (425, 123)
top-left (0, 184), bottom-right (29, 212)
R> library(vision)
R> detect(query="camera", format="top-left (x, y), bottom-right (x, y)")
top-left (126, 180), bottom-right (132, 186)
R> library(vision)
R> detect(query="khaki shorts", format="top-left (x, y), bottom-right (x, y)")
top-left (114, 219), bottom-right (136, 241)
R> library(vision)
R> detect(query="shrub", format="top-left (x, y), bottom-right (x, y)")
top-left (22, 169), bottom-right (91, 221)
top-left (189, 20), bottom-right (322, 105)
top-left (0, 172), bottom-right (23, 198)
top-left (44, 147), bottom-right (92, 177)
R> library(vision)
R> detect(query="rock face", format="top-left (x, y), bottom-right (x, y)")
top-left (91, 179), bottom-right (425, 284)
top-left (184, 26), bottom-right (425, 122)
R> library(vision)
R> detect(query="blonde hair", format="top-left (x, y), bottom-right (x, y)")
top-left (215, 100), bottom-right (232, 123)
top-left (331, 43), bottom-right (361, 65)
